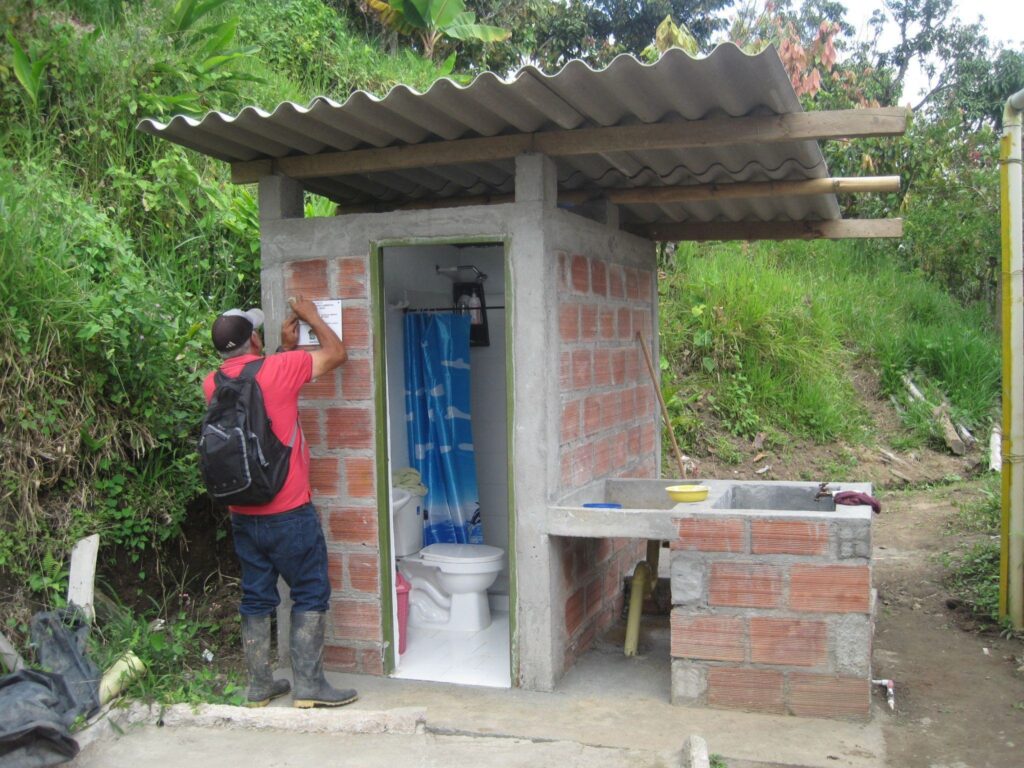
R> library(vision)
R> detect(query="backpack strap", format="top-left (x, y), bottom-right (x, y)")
top-left (226, 357), bottom-right (300, 448)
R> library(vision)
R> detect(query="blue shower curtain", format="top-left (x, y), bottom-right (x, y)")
top-left (404, 312), bottom-right (483, 545)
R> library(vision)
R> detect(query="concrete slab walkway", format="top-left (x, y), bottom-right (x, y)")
top-left (72, 655), bottom-right (883, 768)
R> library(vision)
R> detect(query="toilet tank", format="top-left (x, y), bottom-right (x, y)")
top-left (392, 489), bottom-right (423, 557)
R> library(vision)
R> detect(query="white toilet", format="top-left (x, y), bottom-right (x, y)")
top-left (392, 488), bottom-right (504, 632)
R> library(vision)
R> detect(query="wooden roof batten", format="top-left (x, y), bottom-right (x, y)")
top-left (230, 107), bottom-right (908, 183)
top-left (231, 106), bottom-right (908, 241)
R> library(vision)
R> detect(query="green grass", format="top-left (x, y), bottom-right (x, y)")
top-left (658, 239), bottom-right (1000, 452)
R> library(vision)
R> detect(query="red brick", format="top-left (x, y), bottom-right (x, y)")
top-left (709, 563), bottom-right (782, 608)
top-left (788, 674), bottom-right (871, 719)
top-left (750, 618), bottom-right (827, 667)
top-left (559, 304), bottom-right (580, 342)
top-left (571, 255), bottom-right (589, 293)
top-left (299, 409), bottom-right (322, 447)
top-left (625, 267), bottom-right (639, 299)
top-left (286, 259), bottom-right (328, 299)
top-left (341, 358), bottom-right (372, 400)
top-left (790, 565), bottom-right (871, 613)
top-left (571, 350), bottom-right (592, 389)
top-left (566, 587), bottom-right (585, 635)
top-left (326, 406), bottom-right (373, 449)
top-left (619, 388), bottom-right (636, 422)
top-left (348, 553), bottom-right (379, 593)
top-left (344, 457), bottom-right (375, 498)
top-left (570, 443), bottom-right (593, 487)
top-left (584, 395), bottom-right (602, 436)
top-left (675, 518), bottom-right (745, 553)
top-left (310, 457), bottom-right (340, 496)
top-left (323, 644), bottom-right (358, 670)
top-left (360, 648), bottom-right (384, 676)
top-left (599, 308), bottom-right (616, 340)
top-left (337, 257), bottom-right (367, 298)
top-left (327, 506), bottom-right (378, 546)
top-left (612, 349), bottom-right (627, 385)
top-left (640, 421), bottom-right (656, 453)
top-left (301, 371), bottom-right (339, 400)
top-left (580, 305), bottom-right (598, 341)
top-left (595, 537), bottom-right (613, 563)
top-left (608, 265), bottom-right (624, 298)
top-left (560, 352), bottom-right (572, 390)
top-left (708, 668), bottom-right (784, 713)
top-left (330, 600), bottom-right (381, 642)
top-left (627, 426), bottom-right (642, 455)
top-left (557, 252), bottom-right (569, 290)
top-left (624, 349), bottom-right (639, 382)
top-left (561, 400), bottom-right (581, 444)
top-left (670, 613), bottom-right (745, 662)
top-left (633, 309), bottom-right (649, 337)
top-left (613, 437), bottom-right (629, 469)
top-left (639, 269), bottom-right (653, 301)
top-left (560, 453), bottom-right (573, 489)
top-left (603, 566), bottom-right (621, 600)
top-left (593, 438), bottom-right (613, 477)
top-left (584, 577), bottom-right (602, 618)
top-left (752, 520), bottom-right (829, 556)
top-left (593, 349), bottom-right (613, 387)
top-left (590, 259), bottom-right (607, 296)
top-left (600, 392), bottom-right (620, 428)
top-left (327, 552), bottom-right (345, 591)
top-left (342, 305), bottom-right (370, 351)
top-left (617, 308), bottom-right (632, 340)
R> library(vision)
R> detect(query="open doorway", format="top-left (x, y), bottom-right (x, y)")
top-left (380, 241), bottom-right (512, 688)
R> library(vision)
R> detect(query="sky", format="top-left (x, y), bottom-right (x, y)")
top-left (839, 0), bottom-right (1024, 104)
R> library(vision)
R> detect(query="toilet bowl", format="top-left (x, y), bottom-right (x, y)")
top-left (398, 543), bottom-right (504, 632)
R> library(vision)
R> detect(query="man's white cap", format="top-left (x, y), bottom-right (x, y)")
top-left (212, 308), bottom-right (265, 352)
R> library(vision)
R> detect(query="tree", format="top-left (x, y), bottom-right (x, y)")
top-left (367, 0), bottom-right (510, 60)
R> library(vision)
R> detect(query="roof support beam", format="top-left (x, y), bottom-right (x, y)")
top-left (602, 176), bottom-right (900, 205)
top-left (334, 176), bottom-right (900, 214)
top-left (230, 107), bottom-right (909, 184)
top-left (633, 218), bottom-right (904, 241)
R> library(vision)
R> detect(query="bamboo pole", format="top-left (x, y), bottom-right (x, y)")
top-left (637, 331), bottom-right (689, 478)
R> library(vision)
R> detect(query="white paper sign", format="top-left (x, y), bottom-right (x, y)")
top-left (298, 299), bottom-right (343, 346)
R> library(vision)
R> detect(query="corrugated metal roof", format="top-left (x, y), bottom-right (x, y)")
top-left (138, 44), bottom-right (841, 226)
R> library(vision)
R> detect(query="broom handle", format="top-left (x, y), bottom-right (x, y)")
top-left (637, 331), bottom-right (688, 479)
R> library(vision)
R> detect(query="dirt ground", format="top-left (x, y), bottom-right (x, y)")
top-left (872, 484), bottom-right (1024, 768)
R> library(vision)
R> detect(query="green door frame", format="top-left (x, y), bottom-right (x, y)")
top-left (370, 237), bottom-right (517, 682)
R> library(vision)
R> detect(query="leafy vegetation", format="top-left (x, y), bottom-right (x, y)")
top-left (0, 0), bottom-right (448, 659)
top-left (659, 240), bottom-right (1000, 449)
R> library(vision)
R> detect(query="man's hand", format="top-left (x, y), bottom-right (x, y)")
top-left (280, 314), bottom-right (299, 351)
top-left (288, 297), bottom-right (321, 324)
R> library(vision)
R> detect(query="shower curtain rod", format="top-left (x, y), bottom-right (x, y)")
top-left (403, 305), bottom-right (505, 313)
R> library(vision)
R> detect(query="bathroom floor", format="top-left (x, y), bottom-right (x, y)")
top-left (393, 610), bottom-right (511, 688)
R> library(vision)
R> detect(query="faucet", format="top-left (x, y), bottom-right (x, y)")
top-left (815, 482), bottom-right (834, 501)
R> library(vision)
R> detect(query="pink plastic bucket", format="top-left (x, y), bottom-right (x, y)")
top-left (396, 572), bottom-right (411, 655)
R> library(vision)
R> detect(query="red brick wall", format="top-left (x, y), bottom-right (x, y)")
top-left (284, 256), bottom-right (384, 676)
top-left (555, 251), bottom-right (658, 675)
top-left (670, 512), bottom-right (873, 719)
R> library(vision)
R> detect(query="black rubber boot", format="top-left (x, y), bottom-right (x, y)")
top-left (241, 614), bottom-right (291, 707)
top-left (290, 611), bottom-right (358, 708)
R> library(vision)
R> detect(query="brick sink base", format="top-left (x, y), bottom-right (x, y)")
top-left (669, 499), bottom-right (874, 719)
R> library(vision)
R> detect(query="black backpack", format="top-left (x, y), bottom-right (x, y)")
top-left (198, 359), bottom-right (296, 505)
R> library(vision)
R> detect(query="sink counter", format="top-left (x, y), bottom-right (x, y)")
top-left (546, 478), bottom-right (874, 539)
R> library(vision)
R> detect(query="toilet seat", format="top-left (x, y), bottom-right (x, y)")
top-left (420, 543), bottom-right (503, 564)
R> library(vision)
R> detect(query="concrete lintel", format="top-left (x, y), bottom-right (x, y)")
top-left (514, 153), bottom-right (557, 206)
top-left (259, 174), bottom-right (304, 222)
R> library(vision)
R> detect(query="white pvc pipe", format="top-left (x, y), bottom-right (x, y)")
top-left (1003, 89), bottom-right (1024, 629)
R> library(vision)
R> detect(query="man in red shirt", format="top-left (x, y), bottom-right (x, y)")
top-left (205, 298), bottom-right (356, 708)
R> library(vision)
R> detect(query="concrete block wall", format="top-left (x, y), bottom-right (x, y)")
top-left (669, 510), bottom-right (873, 719)
top-left (554, 250), bottom-right (658, 675)
top-left (283, 256), bottom-right (384, 676)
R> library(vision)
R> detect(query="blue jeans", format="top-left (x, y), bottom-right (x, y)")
top-left (231, 503), bottom-right (331, 615)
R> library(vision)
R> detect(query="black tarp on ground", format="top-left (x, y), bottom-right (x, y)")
top-left (0, 610), bottom-right (101, 768)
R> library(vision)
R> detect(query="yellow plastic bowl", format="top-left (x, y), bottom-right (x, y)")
top-left (666, 484), bottom-right (709, 503)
